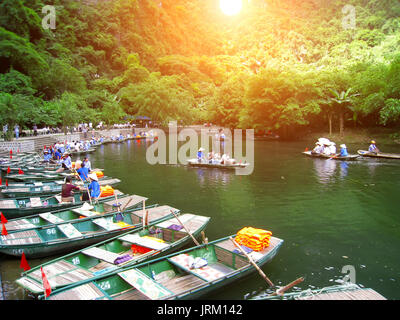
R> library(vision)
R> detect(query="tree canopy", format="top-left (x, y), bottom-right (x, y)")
top-left (0, 0), bottom-right (399, 137)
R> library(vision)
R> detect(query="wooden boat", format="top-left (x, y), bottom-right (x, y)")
top-left (251, 283), bottom-right (386, 300)
top-left (302, 151), bottom-right (359, 161)
top-left (187, 159), bottom-right (250, 169)
top-left (357, 150), bottom-right (400, 159)
top-left (69, 148), bottom-right (96, 155)
top-left (3, 172), bottom-right (71, 182)
top-left (0, 177), bottom-right (121, 198)
top-left (43, 234), bottom-right (283, 300)
top-left (0, 190), bottom-right (125, 220)
top-left (0, 197), bottom-right (182, 259)
top-left (2, 194), bottom-right (145, 233)
top-left (16, 213), bottom-right (210, 295)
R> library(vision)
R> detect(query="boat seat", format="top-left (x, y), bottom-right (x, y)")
top-left (118, 269), bottom-right (173, 299)
top-left (81, 247), bottom-right (122, 264)
top-left (33, 182), bottom-right (44, 186)
top-left (39, 212), bottom-right (64, 224)
top-left (57, 223), bottom-right (83, 238)
top-left (92, 217), bottom-right (121, 231)
top-left (119, 234), bottom-right (170, 250)
top-left (167, 253), bottom-right (232, 282)
top-left (30, 197), bottom-right (42, 207)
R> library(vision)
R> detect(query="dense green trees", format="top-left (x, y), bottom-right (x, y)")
top-left (0, 0), bottom-right (400, 137)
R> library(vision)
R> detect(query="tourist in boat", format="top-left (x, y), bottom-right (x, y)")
top-left (197, 148), bottom-right (205, 163)
top-left (56, 152), bottom-right (72, 172)
top-left (61, 176), bottom-right (81, 203)
top-left (83, 157), bottom-right (92, 171)
top-left (43, 149), bottom-right (52, 162)
top-left (368, 140), bottom-right (380, 154)
top-left (311, 142), bottom-right (324, 154)
top-left (328, 142), bottom-right (337, 155)
top-left (339, 144), bottom-right (348, 157)
top-left (76, 160), bottom-right (90, 181)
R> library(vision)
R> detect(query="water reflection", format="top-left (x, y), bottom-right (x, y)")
top-left (312, 159), bottom-right (337, 184)
top-left (339, 161), bottom-right (349, 179)
top-left (189, 167), bottom-right (233, 187)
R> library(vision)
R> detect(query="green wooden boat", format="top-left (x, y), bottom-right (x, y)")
top-left (251, 283), bottom-right (386, 300)
top-left (3, 195), bottom-right (146, 233)
top-left (3, 172), bottom-right (71, 182)
top-left (16, 213), bottom-right (210, 295)
top-left (357, 150), bottom-right (400, 159)
top-left (302, 151), bottom-right (359, 161)
top-left (0, 197), bottom-right (181, 259)
top-left (43, 234), bottom-right (283, 300)
top-left (0, 190), bottom-right (126, 220)
top-left (0, 177), bottom-right (121, 198)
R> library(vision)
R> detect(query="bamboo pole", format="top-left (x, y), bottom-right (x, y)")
top-left (170, 210), bottom-right (200, 246)
top-left (229, 236), bottom-right (274, 287)
top-left (269, 277), bottom-right (304, 296)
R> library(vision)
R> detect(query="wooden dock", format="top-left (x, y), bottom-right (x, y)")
top-left (295, 286), bottom-right (386, 300)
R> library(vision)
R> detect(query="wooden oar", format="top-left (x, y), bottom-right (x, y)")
top-left (170, 210), bottom-right (200, 246)
top-left (269, 277), bottom-right (304, 296)
top-left (326, 153), bottom-right (339, 160)
top-left (201, 231), bottom-right (208, 245)
top-left (229, 236), bottom-right (274, 287)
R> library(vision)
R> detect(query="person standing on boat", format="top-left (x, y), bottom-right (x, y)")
top-left (61, 176), bottom-right (81, 203)
top-left (88, 173), bottom-right (101, 199)
top-left (83, 157), bottom-right (92, 171)
top-left (368, 140), bottom-right (380, 154)
top-left (339, 144), bottom-right (348, 157)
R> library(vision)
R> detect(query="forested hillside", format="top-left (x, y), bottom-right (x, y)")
top-left (1, 0), bottom-right (400, 137)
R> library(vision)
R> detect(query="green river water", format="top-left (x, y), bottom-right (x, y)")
top-left (1, 137), bottom-right (399, 300)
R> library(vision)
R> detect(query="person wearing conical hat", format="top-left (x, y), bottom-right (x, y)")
top-left (88, 172), bottom-right (101, 199)
top-left (197, 148), bottom-right (205, 162)
top-left (339, 144), bottom-right (348, 157)
top-left (368, 140), bottom-right (380, 154)
top-left (311, 141), bottom-right (324, 154)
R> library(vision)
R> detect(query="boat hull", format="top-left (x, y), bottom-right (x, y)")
top-left (357, 150), bottom-right (400, 159)
top-left (302, 151), bottom-right (359, 161)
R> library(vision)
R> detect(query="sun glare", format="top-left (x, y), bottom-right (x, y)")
top-left (220, 0), bottom-right (243, 16)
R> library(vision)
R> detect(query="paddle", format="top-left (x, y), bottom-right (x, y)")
top-left (326, 153), bottom-right (339, 160)
top-left (170, 210), bottom-right (200, 246)
top-left (201, 231), bottom-right (208, 245)
top-left (229, 236), bottom-right (274, 287)
top-left (268, 277), bottom-right (304, 297)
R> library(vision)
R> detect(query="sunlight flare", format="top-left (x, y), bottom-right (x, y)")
top-left (220, 0), bottom-right (243, 16)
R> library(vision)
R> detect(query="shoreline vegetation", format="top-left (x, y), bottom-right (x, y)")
top-left (1, 0), bottom-right (400, 138)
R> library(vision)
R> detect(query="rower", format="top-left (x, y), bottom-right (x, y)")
top-left (369, 140), bottom-right (380, 154)
top-left (56, 152), bottom-right (72, 173)
top-left (83, 157), bottom-right (92, 171)
top-left (340, 144), bottom-right (348, 157)
top-left (197, 148), bottom-right (205, 163)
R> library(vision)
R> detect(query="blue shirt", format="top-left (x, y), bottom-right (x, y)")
top-left (369, 144), bottom-right (378, 153)
top-left (88, 181), bottom-right (101, 198)
top-left (77, 167), bottom-right (90, 181)
top-left (340, 147), bottom-right (348, 157)
top-left (63, 156), bottom-right (72, 169)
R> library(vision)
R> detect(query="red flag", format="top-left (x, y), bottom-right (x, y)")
top-left (2, 223), bottom-right (8, 236)
top-left (20, 252), bottom-right (30, 271)
top-left (5, 179), bottom-right (8, 187)
top-left (41, 267), bottom-right (52, 298)
top-left (7, 167), bottom-right (10, 174)
top-left (0, 212), bottom-right (7, 224)
top-left (18, 169), bottom-right (24, 175)
top-left (10, 150), bottom-right (12, 159)
top-left (0, 177), bottom-right (2, 185)
top-left (305, 147), bottom-right (309, 151)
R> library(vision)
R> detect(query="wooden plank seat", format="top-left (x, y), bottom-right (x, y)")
top-left (57, 223), bottom-right (83, 238)
top-left (92, 217), bottom-right (121, 231)
top-left (39, 212), bottom-right (65, 224)
top-left (49, 283), bottom-right (106, 300)
top-left (168, 253), bottom-right (234, 282)
top-left (118, 234), bottom-right (170, 250)
top-left (118, 269), bottom-right (173, 299)
top-left (81, 247), bottom-right (122, 264)
top-left (0, 200), bottom-right (17, 208)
